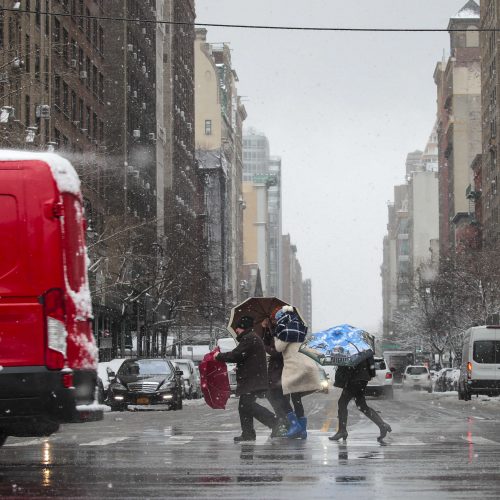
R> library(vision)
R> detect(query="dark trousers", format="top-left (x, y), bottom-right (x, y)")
top-left (239, 392), bottom-right (277, 435)
top-left (337, 381), bottom-right (385, 431)
top-left (268, 389), bottom-right (306, 419)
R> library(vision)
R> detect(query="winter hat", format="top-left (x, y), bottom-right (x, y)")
top-left (236, 316), bottom-right (254, 330)
top-left (274, 305), bottom-right (294, 321)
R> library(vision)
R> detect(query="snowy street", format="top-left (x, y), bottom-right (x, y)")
top-left (1, 389), bottom-right (500, 499)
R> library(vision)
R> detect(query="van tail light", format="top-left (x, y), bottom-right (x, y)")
top-left (43, 288), bottom-right (67, 370)
top-left (467, 362), bottom-right (472, 379)
top-left (62, 370), bottom-right (74, 389)
top-left (385, 372), bottom-right (393, 379)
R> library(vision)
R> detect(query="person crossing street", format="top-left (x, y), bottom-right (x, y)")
top-left (215, 315), bottom-right (282, 442)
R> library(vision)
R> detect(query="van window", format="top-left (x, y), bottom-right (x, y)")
top-left (62, 193), bottom-right (86, 292)
top-left (0, 195), bottom-right (19, 280)
top-left (374, 360), bottom-right (386, 370)
top-left (473, 341), bottom-right (500, 364)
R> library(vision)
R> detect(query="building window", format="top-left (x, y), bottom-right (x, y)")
top-left (79, 97), bottom-right (84, 127)
top-left (25, 34), bottom-right (30, 73)
top-left (25, 94), bottom-right (30, 126)
top-left (35, 0), bottom-right (41, 26)
top-left (63, 28), bottom-right (69, 63)
top-left (62, 81), bottom-right (68, 114)
top-left (54, 75), bottom-right (61, 108)
top-left (205, 119), bottom-right (212, 135)
top-left (71, 90), bottom-right (77, 122)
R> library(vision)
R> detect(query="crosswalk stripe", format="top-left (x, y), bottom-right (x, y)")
top-left (80, 437), bottom-right (130, 446)
top-left (461, 435), bottom-right (499, 445)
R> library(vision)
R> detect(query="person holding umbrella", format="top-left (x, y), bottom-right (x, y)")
top-left (299, 324), bottom-right (392, 443)
top-left (329, 355), bottom-right (392, 443)
top-left (214, 315), bottom-right (281, 442)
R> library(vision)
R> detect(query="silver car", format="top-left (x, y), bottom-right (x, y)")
top-left (172, 359), bottom-right (201, 399)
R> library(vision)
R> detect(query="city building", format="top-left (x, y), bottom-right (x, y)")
top-left (381, 184), bottom-right (410, 338)
top-left (194, 29), bottom-right (247, 310)
top-left (433, 0), bottom-right (481, 257)
top-left (480, 0), bottom-right (500, 244)
top-left (243, 130), bottom-right (282, 296)
top-left (242, 178), bottom-right (270, 292)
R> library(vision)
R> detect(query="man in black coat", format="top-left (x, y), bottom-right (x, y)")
top-left (329, 356), bottom-right (392, 443)
top-left (215, 315), bottom-right (279, 442)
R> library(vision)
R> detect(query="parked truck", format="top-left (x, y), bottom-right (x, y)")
top-left (0, 151), bottom-right (101, 446)
top-left (384, 351), bottom-right (414, 383)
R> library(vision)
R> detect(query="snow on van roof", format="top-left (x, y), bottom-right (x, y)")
top-left (0, 150), bottom-right (81, 195)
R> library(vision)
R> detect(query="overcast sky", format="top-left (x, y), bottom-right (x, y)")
top-left (195, 0), bottom-right (471, 333)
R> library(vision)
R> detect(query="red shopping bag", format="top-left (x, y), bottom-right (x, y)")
top-left (199, 347), bottom-right (231, 409)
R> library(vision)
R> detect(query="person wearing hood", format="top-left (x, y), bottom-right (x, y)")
top-left (273, 306), bottom-right (322, 439)
top-left (215, 315), bottom-right (281, 442)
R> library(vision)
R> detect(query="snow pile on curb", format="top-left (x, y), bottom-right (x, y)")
top-left (76, 402), bottom-right (111, 412)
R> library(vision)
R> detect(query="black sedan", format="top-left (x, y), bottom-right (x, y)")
top-left (107, 359), bottom-right (183, 411)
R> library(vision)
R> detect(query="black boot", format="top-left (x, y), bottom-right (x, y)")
top-left (377, 423), bottom-right (392, 443)
top-left (329, 429), bottom-right (348, 441)
top-left (234, 430), bottom-right (256, 442)
top-left (362, 406), bottom-right (391, 442)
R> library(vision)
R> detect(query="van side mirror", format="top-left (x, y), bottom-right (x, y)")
top-left (107, 368), bottom-right (116, 381)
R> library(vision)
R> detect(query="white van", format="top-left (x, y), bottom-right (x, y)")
top-left (458, 326), bottom-right (500, 400)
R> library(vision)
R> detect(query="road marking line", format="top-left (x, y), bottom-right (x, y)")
top-left (461, 436), bottom-right (499, 445)
top-left (321, 398), bottom-right (338, 432)
top-left (80, 437), bottom-right (130, 446)
top-left (5, 438), bottom-right (51, 447)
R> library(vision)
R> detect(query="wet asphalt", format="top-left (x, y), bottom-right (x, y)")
top-left (1, 388), bottom-right (500, 499)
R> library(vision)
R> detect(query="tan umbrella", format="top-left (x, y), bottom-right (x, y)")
top-left (226, 297), bottom-right (307, 340)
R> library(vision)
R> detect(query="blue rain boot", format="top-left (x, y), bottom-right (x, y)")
top-left (286, 412), bottom-right (302, 438)
top-left (298, 416), bottom-right (308, 439)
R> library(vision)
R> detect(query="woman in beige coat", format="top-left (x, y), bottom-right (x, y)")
top-left (273, 306), bottom-right (322, 438)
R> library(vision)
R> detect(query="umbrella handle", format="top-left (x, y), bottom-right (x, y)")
top-left (346, 340), bottom-right (361, 353)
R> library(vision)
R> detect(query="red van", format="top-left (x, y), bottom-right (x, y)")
top-left (0, 150), bottom-right (100, 446)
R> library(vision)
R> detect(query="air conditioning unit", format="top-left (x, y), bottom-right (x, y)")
top-left (141, 65), bottom-right (146, 74)
top-left (186, 123), bottom-right (192, 131)
top-left (36, 104), bottom-right (51, 119)
top-left (80, 70), bottom-right (88, 79)
top-left (148, 132), bottom-right (156, 141)
top-left (133, 52), bottom-right (137, 59)
top-left (127, 44), bottom-right (133, 52)
top-left (127, 84), bottom-right (131, 92)
top-left (132, 90), bottom-right (137, 98)
top-left (142, 28), bottom-right (147, 35)
top-left (142, 102), bottom-right (146, 110)
top-left (70, 59), bottom-right (78, 68)
top-left (133, 129), bottom-right (141, 138)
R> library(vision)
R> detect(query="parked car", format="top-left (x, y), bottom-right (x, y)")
top-left (435, 368), bottom-right (453, 392)
top-left (227, 363), bottom-right (237, 393)
top-left (107, 358), bottom-right (183, 411)
top-left (0, 152), bottom-right (101, 446)
top-left (172, 359), bottom-right (201, 399)
top-left (318, 366), bottom-right (329, 393)
top-left (96, 359), bottom-right (127, 403)
top-left (402, 365), bottom-right (432, 393)
top-left (444, 368), bottom-right (460, 391)
top-left (366, 357), bottom-right (394, 399)
top-left (459, 325), bottom-right (500, 400)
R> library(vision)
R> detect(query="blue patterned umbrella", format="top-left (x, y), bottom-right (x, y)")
top-left (299, 324), bottom-right (374, 366)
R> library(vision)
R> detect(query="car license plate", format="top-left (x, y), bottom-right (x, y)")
top-left (136, 397), bottom-right (150, 405)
